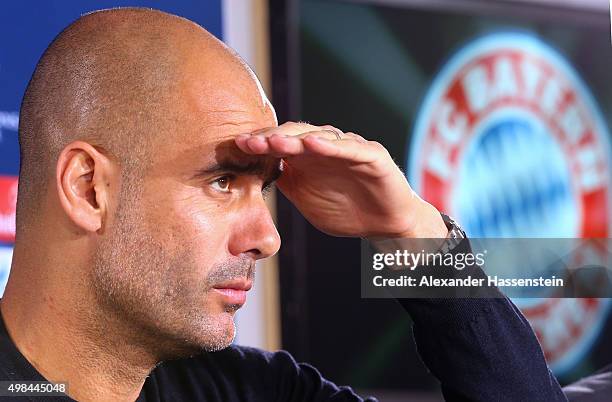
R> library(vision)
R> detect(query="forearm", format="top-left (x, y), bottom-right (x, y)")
top-left (395, 237), bottom-right (566, 401)
top-left (399, 296), bottom-right (566, 401)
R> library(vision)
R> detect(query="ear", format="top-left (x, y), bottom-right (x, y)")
top-left (56, 141), bottom-right (116, 233)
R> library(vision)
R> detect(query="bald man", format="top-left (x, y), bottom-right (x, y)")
top-left (0, 7), bottom-right (568, 402)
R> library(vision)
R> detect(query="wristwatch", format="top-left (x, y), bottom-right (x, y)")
top-left (438, 213), bottom-right (466, 254)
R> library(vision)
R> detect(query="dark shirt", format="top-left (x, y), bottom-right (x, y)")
top-left (0, 297), bottom-right (573, 402)
top-left (0, 313), bottom-right (373, 401)
top-left (0, 238), bottom-right (579, 401)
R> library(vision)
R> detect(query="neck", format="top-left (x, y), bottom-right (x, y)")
top-left (0, 245), bottom-right (159, 402)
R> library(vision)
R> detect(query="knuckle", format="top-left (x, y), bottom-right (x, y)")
top-left (286, 121), bottom-right (318, 133)
top-left (320, 124), bottom-right (337, 130)
top-left (369, 140), bottom-right (390, 153)
top-left (346, 131), bottom-right (365, 140)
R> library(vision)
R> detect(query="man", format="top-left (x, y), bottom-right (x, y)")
top-left (0, 7), bottom-right (568, 402)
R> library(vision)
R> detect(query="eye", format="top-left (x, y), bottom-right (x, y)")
top-left (211, 176), bottom-right (233, 193)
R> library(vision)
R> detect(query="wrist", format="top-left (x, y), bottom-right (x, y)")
top-left (366, 203), bottom-right (448, 254)
top-left (396, 202), bottom-right (448, 239)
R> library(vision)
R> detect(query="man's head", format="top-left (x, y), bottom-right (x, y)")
top-left (14, 8), bottom-right (281, 358)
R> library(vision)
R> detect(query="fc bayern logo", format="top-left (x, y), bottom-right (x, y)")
top-left (409, 32), bottom-right (611, 375)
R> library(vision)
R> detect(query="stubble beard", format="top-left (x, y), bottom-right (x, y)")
top-left (89, 181), bottom-right (252, 361)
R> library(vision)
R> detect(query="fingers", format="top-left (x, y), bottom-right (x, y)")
top-left (234, 131), bottom-right (383, 164)
top-left (262, 122), bottom-right (335, 138)
top-left (340, 131), bottom-right (368, 143)
top-left (235, 134), bottom-right (307, 157)
top-left (235, 132), bottom-right (328, 157)
top-left (247, 122), bottom-right (367, 141)
top-left (234, 121), bottom-right (376, 162)
top-left (301, 136), bottom-right (382, 163)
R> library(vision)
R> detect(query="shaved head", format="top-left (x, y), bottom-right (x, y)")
top-left (10, 6), bottom-right (279, 364)
top-left (17, 7), bottom-right (260, 228)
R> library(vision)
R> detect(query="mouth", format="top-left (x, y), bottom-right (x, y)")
top-left (212, 279), bottom-right (252, 306)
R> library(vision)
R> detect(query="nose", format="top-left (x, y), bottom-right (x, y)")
top-left (228, 196), bottom-right (281, 260)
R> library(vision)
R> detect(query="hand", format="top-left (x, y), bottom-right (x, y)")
top-left (234, 122), bottom-right (448, 239)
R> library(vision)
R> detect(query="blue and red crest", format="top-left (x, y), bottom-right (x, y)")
top-left (409, 32), bottom-right (612, 374)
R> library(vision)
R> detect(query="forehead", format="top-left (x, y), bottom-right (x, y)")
top-left (183, 88), bottom-right (276, 153)
top-left (185, 55), bottom-right (276, 133)
top-left (183, 43), bottom-right (274, 121)
top-left (158, 85), bottom-right (277, 173)
top-left (151, 44), bottom-right (278, 168)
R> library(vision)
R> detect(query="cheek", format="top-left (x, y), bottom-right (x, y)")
top-left (155, 187), bottom-right (234, 267)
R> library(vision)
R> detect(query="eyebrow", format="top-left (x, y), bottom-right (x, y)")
top-left (193, 159), bottom-right (282, 186)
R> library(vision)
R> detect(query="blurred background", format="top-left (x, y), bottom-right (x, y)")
top-left (1, 1), bottom-right (612, 400)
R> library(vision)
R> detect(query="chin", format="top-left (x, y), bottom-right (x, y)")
top-left (192, 311), bottom-right (237, 352)
top-left (161, 315), bottom-right (235, 359)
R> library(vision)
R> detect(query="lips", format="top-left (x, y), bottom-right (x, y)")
top-left (213, 279), bottom-right (252, 292)
top-left (212, 279), bottom-right (252, 305)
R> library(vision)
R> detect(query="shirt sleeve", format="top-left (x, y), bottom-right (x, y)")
top-left (396, 238), bottom-right (567, 402)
